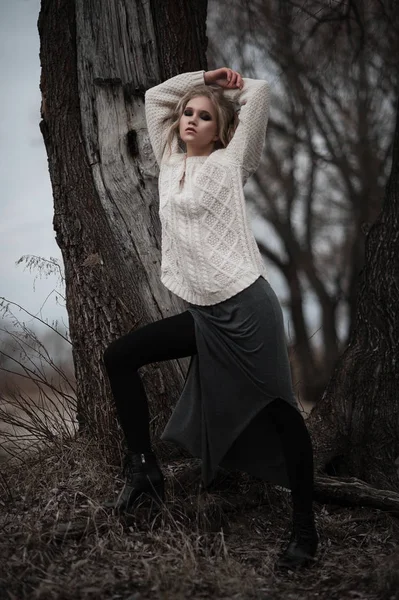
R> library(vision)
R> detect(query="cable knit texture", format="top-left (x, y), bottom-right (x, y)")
top-left (144, 70), bottom-right (270, 305)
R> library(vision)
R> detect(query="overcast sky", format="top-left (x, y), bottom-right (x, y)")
top-left (0, 0), bottom-right (67, 335)
top-left (0, 0), bottom-right (322, 347)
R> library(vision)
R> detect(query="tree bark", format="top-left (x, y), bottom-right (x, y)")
top-left (37, 0), bottom-right (208, 461)
top-left (307, 84), bottom-right (399, 492)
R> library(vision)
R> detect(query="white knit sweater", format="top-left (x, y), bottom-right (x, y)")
top-left (144, 70), bottom-right (270, 306)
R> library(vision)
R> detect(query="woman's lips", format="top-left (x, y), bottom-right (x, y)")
top-left (185, 128), bottom-right (196, 133)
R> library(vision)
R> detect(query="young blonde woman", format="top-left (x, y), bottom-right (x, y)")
top-left (103, 67), bottom-right (319, 570)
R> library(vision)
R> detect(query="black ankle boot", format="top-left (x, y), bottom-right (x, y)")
top-left (103, 451), bottom-right (165, 513)
top-left (275, 511), bottom-right (319, 570)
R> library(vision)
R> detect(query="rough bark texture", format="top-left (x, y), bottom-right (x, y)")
top-left (307, 86), bottom-right (399, 492)
top-left (37, 0), bottom-right (208, 461)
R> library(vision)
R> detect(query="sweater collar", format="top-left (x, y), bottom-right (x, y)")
top-left (179, 153), bottom-right (209, 187)
top-left (184, 154), bottom-right (209, 161)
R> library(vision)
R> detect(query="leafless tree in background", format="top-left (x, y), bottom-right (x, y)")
top-left (248, 0), bottom-right (399, 492)
top-left (207, 0), bottom-right (397, 406)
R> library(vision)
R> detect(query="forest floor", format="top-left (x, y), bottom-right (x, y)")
top-left (1, 436), bottom-right (399, 600)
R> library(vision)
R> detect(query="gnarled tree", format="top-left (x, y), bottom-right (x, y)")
top-left (38, 0), bottom-right (208, 460)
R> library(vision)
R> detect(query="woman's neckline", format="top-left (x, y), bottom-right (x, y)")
top-left (184, 153), bottom-right (209, 161)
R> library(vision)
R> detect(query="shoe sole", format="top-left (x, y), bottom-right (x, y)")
top-left (275, 555), bottom-right (318, 570)
top-left (102, 486), bottom-right (165, 514)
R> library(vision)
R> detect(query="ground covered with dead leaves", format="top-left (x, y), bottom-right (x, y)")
top-left (1, 437), bottom-right (399, 600)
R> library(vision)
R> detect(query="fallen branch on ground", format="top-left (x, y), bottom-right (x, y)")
top-left (314, 475), bottom-right (399, 515)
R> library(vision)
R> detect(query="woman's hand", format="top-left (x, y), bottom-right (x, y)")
top-left (204, 68), bottom-right (244, 90)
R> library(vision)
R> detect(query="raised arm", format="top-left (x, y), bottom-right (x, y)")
top-left (221, 77), bottom-right (270, 181)
top-left (144, 70), bottom-right (206, 166)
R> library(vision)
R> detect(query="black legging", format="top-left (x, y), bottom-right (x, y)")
top-left (103, 310), bottom-right (314, 513)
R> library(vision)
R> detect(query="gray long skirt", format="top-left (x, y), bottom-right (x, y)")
top-left (160, 275), bottom-right (301, 489)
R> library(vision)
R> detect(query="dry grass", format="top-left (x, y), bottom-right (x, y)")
top-left (1, 308), bottom-right (398, 599)
top-left (1, 436), bottom-right (399, 600)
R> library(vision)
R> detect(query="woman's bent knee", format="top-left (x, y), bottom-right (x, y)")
top-left (103, 341), bottom-right (114, 372)
top-left (103, 331), bottom-right (141, 372)
top-left (103, 338), bottom-right (125, 372)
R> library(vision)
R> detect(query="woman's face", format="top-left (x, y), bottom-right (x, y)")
top-left (179, 95), bottom-right (219, 155)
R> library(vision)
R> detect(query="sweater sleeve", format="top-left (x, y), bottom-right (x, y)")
top-left (144, 70), bottom-right (206, 166)
top-left (222, 78), bottom-right (270, 179)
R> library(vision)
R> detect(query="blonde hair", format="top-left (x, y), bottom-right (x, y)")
top-left (164, 84), bottom-right (239, 159)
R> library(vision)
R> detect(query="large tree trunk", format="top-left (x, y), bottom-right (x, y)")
top-left (37, 0), bottom-right (208, 461)
top-left (308, 84), bottom-right (399, 492)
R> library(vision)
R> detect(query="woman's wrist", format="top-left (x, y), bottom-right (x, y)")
top-left (204, 68), bottom-right (243, 90)
top-left (204, 71), bottom-right (212, 85)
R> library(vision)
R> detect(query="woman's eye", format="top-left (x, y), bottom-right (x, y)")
top-left (184, 111), bottom-right (210, 120)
